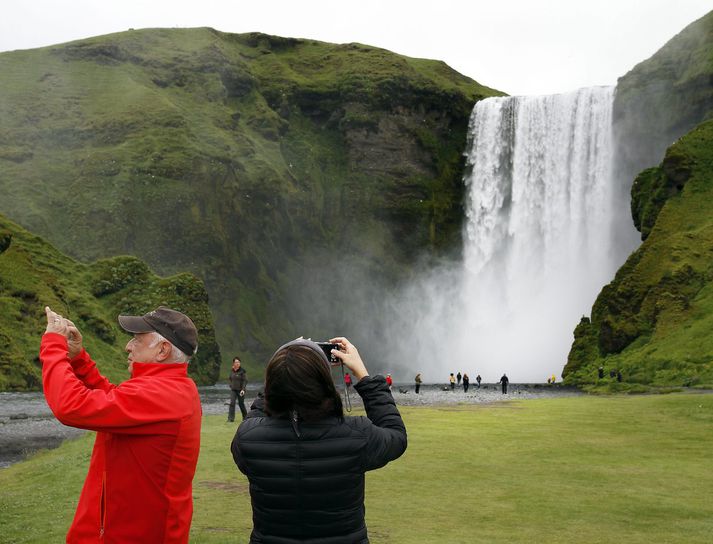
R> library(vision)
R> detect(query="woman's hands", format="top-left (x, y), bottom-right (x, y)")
top-left (329, 337), bottom-right (369, 381)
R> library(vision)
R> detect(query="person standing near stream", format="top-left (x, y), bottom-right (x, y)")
top-left (228, 356), bottom-right (248, 422)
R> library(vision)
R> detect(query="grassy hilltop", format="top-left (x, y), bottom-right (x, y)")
top-left (0, 213), bottom-right (220, 390)
top-left (0, 28), bottom-right (501, 378)
top-left (563, 11), bottom-right (713, 389)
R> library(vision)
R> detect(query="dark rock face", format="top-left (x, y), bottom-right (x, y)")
top-left (0, 230), bottom-right (11, 253)
top-left (630, 148), bottom-right (694, 241)
top-left (613, 11), bottom-right (713, 204)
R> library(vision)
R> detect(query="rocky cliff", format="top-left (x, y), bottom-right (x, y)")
top-left (0, 28), bottom-right (501, 375)
top-left (613, 10), bottom-right (713, 192)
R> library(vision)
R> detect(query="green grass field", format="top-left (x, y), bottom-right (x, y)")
top-left (1, 394), bottom-right (712, 543)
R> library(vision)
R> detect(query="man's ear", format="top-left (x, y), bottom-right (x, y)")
top-left (156, 341), bottom-right (171, 362)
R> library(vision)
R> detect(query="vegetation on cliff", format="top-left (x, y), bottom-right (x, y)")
top-left (563, 121), bottom-right (713, 388)
top-left (0, 213), bottom-right (220, 390)
top-left (0, 28), bottom-right (501, 376)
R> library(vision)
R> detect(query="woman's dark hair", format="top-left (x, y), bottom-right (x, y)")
top-left (264, 345), bottom-right (343, 422)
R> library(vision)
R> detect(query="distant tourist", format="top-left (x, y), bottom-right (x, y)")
top-left (462, 373), bottom-right (470, 393)
top-left (449, 373), bottom-right (456, 390)
top-left (231, 337), bottom-right (407, 543)
top-left (610, 369), bottom-right (617, 379)
top-left (344, 372), bottom-right (353, 388)
top-left (40, 305), bottom-right (201, 542)
top-left (228, 356), bottom-right (248, 422)
top-left (476, 374), bottom-right (482, 388)
top-left (598, 366), bottom-right (604, 379)
top-left (456, 371), bottom-right (462, 385)
top-left (415, 372), bottom-right (422, 394)
top-left (499, 373), bottom-right (509, 394)
top-left (551, 374), bottom-right (556, 384)
top-left (617, 370), bottom-right (623, 382)
top-left (386, 373), bottom-right (393, 390)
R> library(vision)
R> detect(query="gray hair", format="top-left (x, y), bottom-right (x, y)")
top-left (148, 331), bottom-right (193, 362)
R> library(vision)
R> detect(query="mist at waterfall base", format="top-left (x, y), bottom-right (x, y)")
top-left (287, 86), bottom-right (640, 384)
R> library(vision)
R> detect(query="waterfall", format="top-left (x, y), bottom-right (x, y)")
top-left (457, 86), bottom-right (624, 381)
top-left (349, 86), bottom-right (639, 384)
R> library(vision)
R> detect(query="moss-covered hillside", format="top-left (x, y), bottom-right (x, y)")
top-left (564, 121), bottom-right (713, 388)
top-left (564, 10), bottom-right (713, 389)
top-left (0, 213), bottom-right (220, 390)
top-left (0, 28), bottom-right (501, 374)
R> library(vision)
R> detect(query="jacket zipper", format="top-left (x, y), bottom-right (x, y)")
top-left (292, 411), bottom-right (303, 539)
top-left (100, 471), bottom-right (106, 539)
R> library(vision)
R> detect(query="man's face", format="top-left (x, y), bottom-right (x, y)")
top-left (233, 360), bottom-right (241, 370)
top-left (126, 332), bottom-right (163, 374)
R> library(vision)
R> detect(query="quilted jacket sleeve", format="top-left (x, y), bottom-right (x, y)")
top-left (355, 375), bottom-right (408, 471)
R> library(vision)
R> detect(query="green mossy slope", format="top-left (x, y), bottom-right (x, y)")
top-left (563, 121), bottom-right (713, 388)
top-left (0, 213), bottom-right (220, 390)
top-left (0, 28), bottom-right (502, 375)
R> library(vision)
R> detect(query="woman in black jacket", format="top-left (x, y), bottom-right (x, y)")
top-left (231, 336), bottom-right (407, 544)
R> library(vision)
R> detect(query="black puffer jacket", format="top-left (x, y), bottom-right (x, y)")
top-left (231, 375), bottom-right (407, 544)
top-left (229, 366), bottom-right (248, 391)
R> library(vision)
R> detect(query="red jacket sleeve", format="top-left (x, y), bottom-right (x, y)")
top-left (69, 347), bottom-right (115, 392)
top-left (40, 333), bottom-right (194, 434)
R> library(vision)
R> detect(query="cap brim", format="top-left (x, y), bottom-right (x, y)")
top-left (118, 315), bottom-right (155, 334)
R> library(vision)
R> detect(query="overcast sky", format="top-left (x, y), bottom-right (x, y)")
top-left (1, 1), bottom-right (710, 96)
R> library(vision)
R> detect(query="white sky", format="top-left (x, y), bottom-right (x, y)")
top-left (1, 0), bottom-right (711, 96)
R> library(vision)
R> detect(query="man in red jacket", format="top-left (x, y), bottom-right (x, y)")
top-left (40, 305), bottom-right (202, 544)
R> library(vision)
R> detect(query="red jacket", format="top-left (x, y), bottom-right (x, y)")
top-left (40, 333), bottom-right (202, 543)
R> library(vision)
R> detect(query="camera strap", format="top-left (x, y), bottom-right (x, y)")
top-left (340, 364), bottom-right (352, 413)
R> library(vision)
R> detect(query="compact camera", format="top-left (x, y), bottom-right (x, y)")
top-left (316, 342), bottom-right (340, 363)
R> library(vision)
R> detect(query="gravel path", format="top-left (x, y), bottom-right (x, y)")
top-left (1, 383), bottom-right (580, 468)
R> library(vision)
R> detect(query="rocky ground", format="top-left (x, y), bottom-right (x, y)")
top-left (0, 392), bottom-right (85, 468)
top-left (1, 383), bottom-right (580, 468)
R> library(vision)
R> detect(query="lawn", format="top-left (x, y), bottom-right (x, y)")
top-left (1, 394), bottom-right (712, 543)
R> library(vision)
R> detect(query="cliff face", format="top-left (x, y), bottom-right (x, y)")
top-left (613, 10), bottom-right (713, 192)
top-left (0, 214), bottom-right (221, 390)
top-left (0, 29), bottom-right (501, 373)
top-left (563, 11), bottom-right (713, 388)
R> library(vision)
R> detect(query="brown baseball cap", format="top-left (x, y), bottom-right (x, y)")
top-left (118, 306), bottom-right (198, 356)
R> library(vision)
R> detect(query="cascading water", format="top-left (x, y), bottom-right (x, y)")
top-left (349, 86), bottom-right (638, 384)
top-left (458, 86), bottom-right (624, 381)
